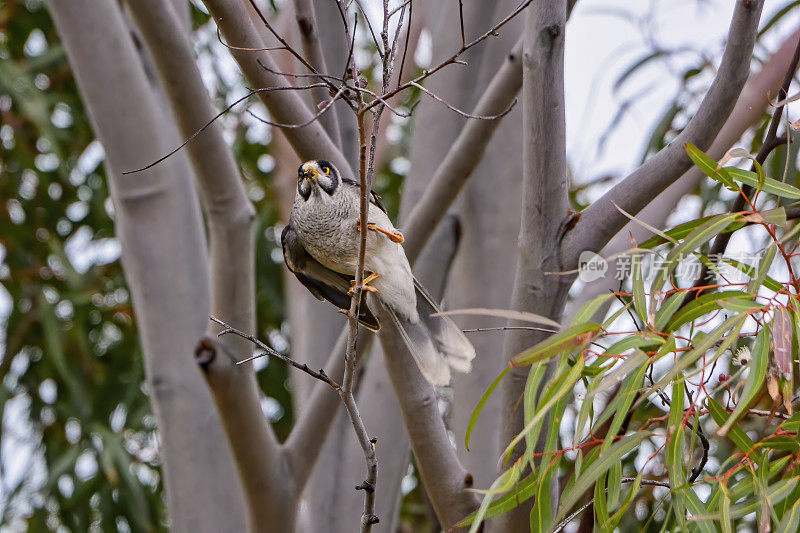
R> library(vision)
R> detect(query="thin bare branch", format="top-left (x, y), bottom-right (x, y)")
top-left (293, 0), bottom-right (345, 147)
top-left (365, 0), bottom-right (534, 112)
top-left (458, 0), bottom-right (466, 50)
top-left (348, 85), bottom-right (415, 117)
top-left (411, 81), bottom-right (517, 119)
top-left (245, 0), bottom-right (339, 93)
top-left (397, 0), bottom-right (413, 85)
top-left (245, 85), bottom-right (347, 128)
top-left (388, 0), bottom-right (412, 19)
top-left (210, 316), bottom-right (339, 388)
top-left (216, 25), bottom-right (287, 52)
top-left (203, 0), bottom-right (351, 172)
top-left (463, 325), bottom-right (559, 334)
top-left (353, 0), bottom-right (384, 57)
top-left (403, 38), bottom-right (523, 262)
top-left (688, 31), bottom-right (800, 298)
top-left (552, 478), bottom-right (672, 533)
top-left (257, 56), bottom-right (345, 82)
top-left (122, 84), bottom-right (328, 174)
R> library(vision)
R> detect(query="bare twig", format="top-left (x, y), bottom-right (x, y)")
top-left (216, 25), bottom-right (286, 52)
top-left (388, 0), bottom-right (412, 19)
top-left (245, 0), bottom-right (339, 94)
top-left (364, 0), bottom-right (534, 112)
top-left (403, 38), bottom-right (523, 262)
top-left (552, 478), bottom-right (671, 532)
top-left (463, 325), bottom-right (559, 334)
top-left (458, 0), bottom-right (466, 50)
top-left (209, 316), bottom-right (340, 389)
top-left (244, 85), bottom-right (347, 128)
top-left (257, 57), bottom-right (346, 82)
top-left (397, 0), bottom-right (413, 86)
top-left (353, 0), bottom-right (383, 58)
top-left (411, 81), bottom-right (517, 119)
top-left (122, 84), bottom-right (328, 174)
top-left (348, 85), bottom-right (415, 117)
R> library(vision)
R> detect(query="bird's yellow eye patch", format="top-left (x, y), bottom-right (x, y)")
top-left (323, 167), bottom-right (330, 175)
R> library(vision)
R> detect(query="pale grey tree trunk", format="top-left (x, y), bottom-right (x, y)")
top-left (48, 1), bottom-right (247, 530)
top-left (493, 2), bottom-right (570, 531)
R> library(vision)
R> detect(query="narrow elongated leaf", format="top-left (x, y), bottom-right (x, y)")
top-left (457, 472), bottom-right (537, 527)
top-left (779, 493), bottom-right (800, 532)
top-left (666, 381), bottom-right (689, 528)
top-left (511, 323), bottom-right (601, 366)
top-left (718, 327), bottom-right (770, 436)
top-left (664, 290), bottom-right (748, 332)
top-left (466, 368), bottom-right (509, 451)
top-left (650, 314), bottom-right (746, 393)
top-left (604, 333), bottom-right (664, 356)
top-left (586, 348), bottom-right (650, 402)
top-left (436, 308), bottom-right (561, 328)
top-left (632, 254), bottom-right (647, 324)
top-left (467, 458), bottom-right (526, 533)
top-left (639, 215), bottom-right (745, 249)
top-left (685, 142), bottom-right (737, 189)
top-left (604, 471), bottom-right (643, 530)
top-left (594, 471), bottom-right (611, 527)
top-left (571, 293), bottom-right (616, 325)
top-left (725, 478), bottom-right (799, 518)
top-left (748, 244), bottom-right (777, 295)
top-left (501, 358), bottom-right (585, 461)
top-left (654, 291), bottom-right (686, 330)
top-left (716, 297), bottom-right (763, 313)
top-left (743, 206), bottom-right (787, 227)
top-left (523, 360), bottom-right (552, 462)
top-left (556, 432), bottom-right (650, 524)
top-left (720, 484), bottom-right (733, 533)
top-left (707, 398), bottom-right (755, 454)
top-left (650, 213), bottom-right (742, 298)
top-left (725, 167), bottom-right (800, 199)
top-left (530, 458), bottom-right (559, 533)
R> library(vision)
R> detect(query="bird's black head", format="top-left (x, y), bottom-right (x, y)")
top-left (297, 160), bottom-right (339, 200)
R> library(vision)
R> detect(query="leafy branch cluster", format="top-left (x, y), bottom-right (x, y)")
top-left (465, 144), bottom-right (800, 531)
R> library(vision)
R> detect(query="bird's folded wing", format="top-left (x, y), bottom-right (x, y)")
top-left (281, 221), bottom-right (380, 331)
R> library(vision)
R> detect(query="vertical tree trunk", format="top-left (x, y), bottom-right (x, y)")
top-left (47, 1), bottom-right (247, 530)
top-left (493, 1), bottom-right (570, 531)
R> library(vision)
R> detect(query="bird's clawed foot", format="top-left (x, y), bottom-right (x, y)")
top-left (348, 272), bottom-right (380, 296)
top-left (356, 220), bottom-right (405, 243)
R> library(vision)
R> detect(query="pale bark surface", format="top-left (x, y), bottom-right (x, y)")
top-left (48, 1), bottom-right (247, 530)
top-left (494, 2), bottom-right (570, 530)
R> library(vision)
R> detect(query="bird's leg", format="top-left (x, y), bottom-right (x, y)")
top-left (348, 272), bottom-right (380, 295)
top-left (356, 220), bottom-right (405, 243)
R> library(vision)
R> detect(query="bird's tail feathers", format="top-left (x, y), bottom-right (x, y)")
top-left (383, 304), bottom-right (452, 385)
top-left (413, 277), bottom-right (476, 374)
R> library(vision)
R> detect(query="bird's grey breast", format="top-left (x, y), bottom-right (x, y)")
top-left (291, 190), bottom-right (359, 274)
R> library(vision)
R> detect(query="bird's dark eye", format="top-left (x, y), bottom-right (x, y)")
top-left (322, 165), bottom-right (330, 175)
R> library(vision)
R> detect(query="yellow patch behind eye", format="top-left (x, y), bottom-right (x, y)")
top-left (323, 167), bottom-right (330, 175)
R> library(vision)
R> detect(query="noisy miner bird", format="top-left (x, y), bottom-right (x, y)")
top-left (281, 159), bottom-right (475, 385)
